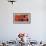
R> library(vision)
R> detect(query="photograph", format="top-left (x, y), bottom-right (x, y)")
top-left (13, 13), bottom-right (31, 24)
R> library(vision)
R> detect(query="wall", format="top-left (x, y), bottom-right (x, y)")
top-left (0, 0), bottom-right (46, 41)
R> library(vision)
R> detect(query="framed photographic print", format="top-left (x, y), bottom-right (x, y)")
top-left (13, 13), bottom-right (31, 24)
